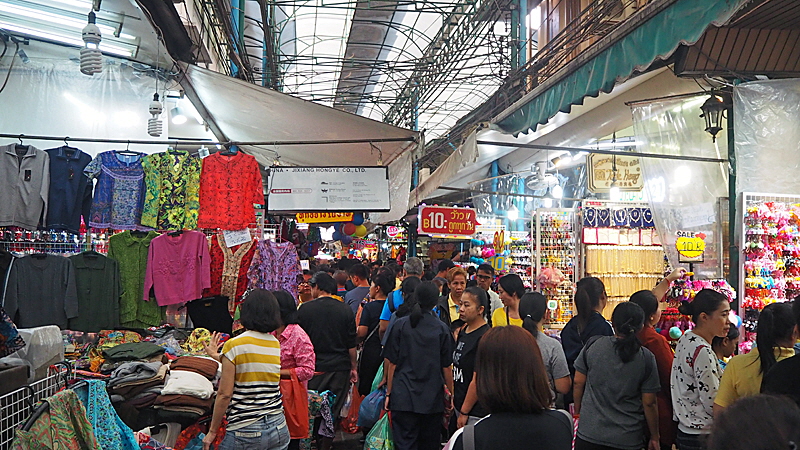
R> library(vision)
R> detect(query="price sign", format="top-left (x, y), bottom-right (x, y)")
top-left (676, 231), bottom-right (706, 263)
top-left (493, 231), bottom-right (505, 252)
top-left (386, 226), bottom-right (401, 238)
top-left (418, 206), bottom-right (479, 236)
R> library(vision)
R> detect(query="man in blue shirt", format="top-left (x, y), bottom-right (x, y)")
top-left (378, 257), bottom-right (423, 338)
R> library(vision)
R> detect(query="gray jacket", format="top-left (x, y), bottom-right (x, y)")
top-left (0, 144), bottom-right (49, 230)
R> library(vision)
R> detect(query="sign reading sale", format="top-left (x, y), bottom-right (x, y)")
top-left (676, 231), bottom-right (706, 263)
top-left (418, 206), bottom-right (479, 236)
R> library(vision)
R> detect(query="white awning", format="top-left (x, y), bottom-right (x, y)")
top-left (179, 63), bottom-right (420, 222)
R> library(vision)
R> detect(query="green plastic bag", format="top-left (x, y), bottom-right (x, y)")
top-left (370, 363), bottom-right (384, 393)
top-left (364, 413), bottom-right (393, 450)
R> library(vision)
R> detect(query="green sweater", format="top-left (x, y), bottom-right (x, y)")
top-left (108, 231), bottom-right (164, 328)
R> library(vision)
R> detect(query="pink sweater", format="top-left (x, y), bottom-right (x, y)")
top-left (144, 231), bottom-right (211, 306)
top-left (273, 323), bottom-right (316, 387)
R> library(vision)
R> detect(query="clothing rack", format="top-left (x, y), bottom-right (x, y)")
top-left (0, 133), bottom-right (417, 147)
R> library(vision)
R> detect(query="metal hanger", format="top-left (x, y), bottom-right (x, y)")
top-left (117, 140), bottom-right (140, 156)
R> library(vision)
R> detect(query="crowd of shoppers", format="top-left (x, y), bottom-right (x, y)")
top-left (198, 255), bottom-right (799, 450)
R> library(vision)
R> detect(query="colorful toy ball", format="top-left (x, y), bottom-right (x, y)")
top-left (669, 326), bottom-right (683, 340)
top-left (352, 213), bottom-right (365, 226)
top-left (343, 223), bottom-right (357, 236)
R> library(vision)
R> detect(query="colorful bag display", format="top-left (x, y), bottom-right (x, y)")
top-left (280, 369), bottom-right (310, 439)
top-left (364, 413), bottom-right (393, 450)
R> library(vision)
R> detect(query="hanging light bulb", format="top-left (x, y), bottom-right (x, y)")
top-left (80, 11), bottom-right (102, 75)
top-left (551, 184), bottom-right (563, 199)
top-left (507, 204), bottom-right (519, 221)
top-left (147, 93), bottom-right (163, 137)
top-left (609, 178), bottom-right (621, 202)
top-left (542, 187), bottom-right (554, 208)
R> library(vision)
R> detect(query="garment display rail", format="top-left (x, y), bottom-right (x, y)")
top-left (0, 362), bottom-right (74, 450)
top-left (1, 134), bottom-right (416, 147)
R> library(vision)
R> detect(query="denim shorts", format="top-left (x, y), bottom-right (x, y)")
top-left (219, 413), bottom-right (290, 450)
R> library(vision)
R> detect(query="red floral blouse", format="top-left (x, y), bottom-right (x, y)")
top-left (197, 152), bottom-right (263, 230)
top-left (202, 234), bottom-right (257, 315)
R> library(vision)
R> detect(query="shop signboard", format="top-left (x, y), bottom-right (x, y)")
top-left (418, 206), bottom-right (479, 236)
top-left (295, 212), bottom-right (354, 223)
top-left (676, 231), bottom-right (706, 263)
top-left (587, 154), bottom-right (643, 193)
top-left (267, 166), bottom-right (390, 212)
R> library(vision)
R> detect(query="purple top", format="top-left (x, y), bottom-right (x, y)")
top-left (144, 231), bottom-right (211, 306)
top-left (84, 151), bottom-right (150, 230)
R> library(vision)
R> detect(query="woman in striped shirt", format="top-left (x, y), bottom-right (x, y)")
top-left (203, 289), bottom-right (289, 450)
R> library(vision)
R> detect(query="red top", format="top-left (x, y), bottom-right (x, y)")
top-left (638, 325), bottom-right (677, 446)
top-left (197, 152), bottom-right (263, 230)
top-left (202, 234), bottom-right (257, 315)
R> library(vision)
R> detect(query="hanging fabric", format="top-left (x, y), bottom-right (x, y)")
top-left (204, 234), bottom-right (256, 315)
top-left (247, 240), bottom-right (302, 299)
top-left (197, 152), bottom-right (263, 230)
top-left (0, 144), bottom-right (49, 230)
top-left (144, 231), bottom-right (211, 307)
top-left (85, 150), bottom-right (149, 231)
top-left (44, 146), bottom-right (93, 233)
top-left (108, 231), bottom-right (164, 328)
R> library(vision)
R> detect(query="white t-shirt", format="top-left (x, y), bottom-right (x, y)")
top-left (488, 289), bottom-right (503, 313)
top-left (670, 330), bottom-right (721, 434)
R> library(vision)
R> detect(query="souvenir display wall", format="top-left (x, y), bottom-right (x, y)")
top-left (508, 231), bottom-right (532, 287)
top-left (534, 209), bottom-right (577, 326)
top-left (741, 196), bottom-right (800, 310)
top-left (581, 202), bottom-right (666, 319)
top-left (660, 277), bottom-right (738, 349)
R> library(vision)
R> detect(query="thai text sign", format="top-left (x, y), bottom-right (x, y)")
top-left (587, 154), bottom-right (643, 193)
top-left (418, 206), bottom-right (478, 236)
top-left (295, 212), bottom-right (354, 223)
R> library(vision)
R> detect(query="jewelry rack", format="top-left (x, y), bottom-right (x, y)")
top-left (534, 208), bottom-right (578, 327)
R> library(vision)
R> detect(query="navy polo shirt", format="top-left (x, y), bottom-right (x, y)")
top-left (45, 146), bottom-right (93, 233)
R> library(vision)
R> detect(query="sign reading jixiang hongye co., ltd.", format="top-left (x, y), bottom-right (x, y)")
top-left (267, 166), bottom-right (391, 212)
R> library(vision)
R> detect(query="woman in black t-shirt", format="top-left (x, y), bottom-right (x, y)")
top-left (452, 287), bottom-right (491, 428)
top-left (356, 272), bottom-right (393, 396)
top-left (445, 326), bottom-right (572, 450)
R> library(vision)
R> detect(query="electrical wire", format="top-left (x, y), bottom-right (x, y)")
top-left (0, 34), bottom-right (19, 95)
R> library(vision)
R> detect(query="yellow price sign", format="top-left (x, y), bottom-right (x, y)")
top-left (676, 231), bottom-right (706, 262)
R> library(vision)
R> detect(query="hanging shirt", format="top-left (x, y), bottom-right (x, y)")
top-left (44, 146), bottom-right (93, 233)
top-left (4, 254), bottom-right (78, 329)
top-left (144, 231), bottom-right (211, 306)
top-left (140, 149), bottom-right (202, 230)
top-left (108, 231), bottom-right (164, 328)
top-left (247, 240), bottom-right (302, 299)
top-left (0, 144), bottom-right (49, 230)
top-left (203, 234), bottom-right (257, 315)
top-left (197, 152), bottom-right (263, 230)
top-left (84, 150), bottom-right (148, 230)
top-left (68, 252), bottom-right (121, 333)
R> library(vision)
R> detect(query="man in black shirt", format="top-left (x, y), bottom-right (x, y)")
top-left (297, 272), bottom-right (357, 450)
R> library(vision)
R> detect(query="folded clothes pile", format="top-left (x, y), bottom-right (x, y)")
top-left (108, 361), bottom-right (168, 409)
top-left (101, 342), bottom-right (166, 374)
top-left (154, 356), bottom-right (219, 417)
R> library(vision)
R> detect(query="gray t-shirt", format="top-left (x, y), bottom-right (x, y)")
top-left (535, 332), bottom-right (571, 401)
top-left (345, 286), bottom-right (370, 313)
top-left (574, 336), bottom-right (660, 450)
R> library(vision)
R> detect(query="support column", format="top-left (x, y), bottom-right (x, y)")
top-left (510, 4), bottom-right (519, 70)
top-left (519, 0), bottom-right (528, 67)
top-left (727, 98), bottom-right (738, 309)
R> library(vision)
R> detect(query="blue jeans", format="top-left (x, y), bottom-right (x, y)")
top-left (219, 414), bottom-right (290, 450)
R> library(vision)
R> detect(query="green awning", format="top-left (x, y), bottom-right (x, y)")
top-left (495, 0), bottom-right (749, 136)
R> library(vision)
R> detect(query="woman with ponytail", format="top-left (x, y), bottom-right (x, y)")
top-left (573, 302), bottom-right (661, 450)
top-left (714, 302), bottom-right (796, 412)
top-left (384, 281), bottom-right (455, 450)
top-left (520, 292), bottom-right (571, 402)
top-left (561, 277), bottom-right (614, 381)
top-left (670, 289), bottom-right (730, 450)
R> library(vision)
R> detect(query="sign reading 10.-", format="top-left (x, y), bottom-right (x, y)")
top-left (675, 231), bottom-right (706, 263)
top-left (418, 206), bottom-right (479, 236)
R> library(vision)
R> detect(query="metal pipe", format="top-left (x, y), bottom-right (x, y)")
top-left (439, 185), bottom-right (583, 202)
top-left (476, 140), bottom-right (728, 164)
top-left (1, 133), bottom-right (416, 147)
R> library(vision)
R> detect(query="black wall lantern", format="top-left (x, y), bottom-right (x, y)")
top-left (700, 91), bottom-right (729, 142)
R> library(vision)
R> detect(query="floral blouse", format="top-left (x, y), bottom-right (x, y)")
top-left (203, 234), bottom-right (257, 315)
top-left (197, 152), bottom-right (263, 230)
top-left (84, 151), bottom-right (149, 230)
top-left (140, 149), bottom-right (201, 230)
top-left (247, 240), bottom-right (302, 299)
top-left (273, 323), bottom-right (316, 387)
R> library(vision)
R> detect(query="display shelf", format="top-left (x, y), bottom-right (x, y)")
top-left (739, 193), bottom-right (800, 313)
top-left (534, 209), bottom-right (577, 325)
top-left (508, 231), bottom-right (532, 285)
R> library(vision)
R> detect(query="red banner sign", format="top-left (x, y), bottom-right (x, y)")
top-left (418, 206), bottom-right (479, 236)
